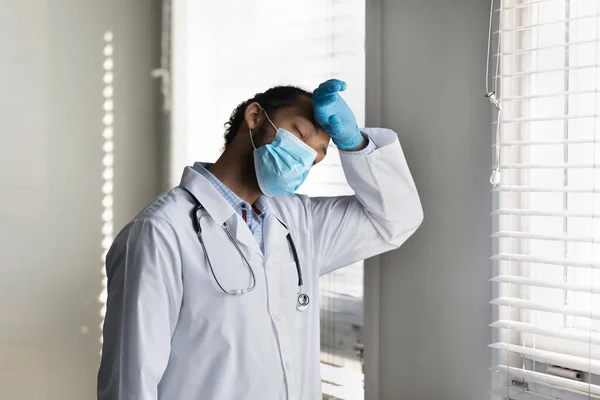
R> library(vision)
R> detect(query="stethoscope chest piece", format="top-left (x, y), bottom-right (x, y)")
top-left (296, 293), bottom-right (310, 311)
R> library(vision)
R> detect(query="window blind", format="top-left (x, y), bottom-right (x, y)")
top-left (171, 1), bottom-right (366, 398)
top-left (491, 0), bottom-right (600, 399)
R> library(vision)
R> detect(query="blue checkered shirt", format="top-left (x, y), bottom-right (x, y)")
top-left (193, 163), bottom-right (267, 253)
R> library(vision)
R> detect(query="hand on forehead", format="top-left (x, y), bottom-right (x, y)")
top-left (267, 96), bottom-right (330, 164)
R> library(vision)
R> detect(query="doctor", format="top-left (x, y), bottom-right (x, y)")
top-left (98, 79), bottom-right (423, 400)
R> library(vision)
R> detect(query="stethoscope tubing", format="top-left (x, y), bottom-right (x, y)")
top-left (182, 186), bottom-right (308, 310)
top-left (193, 204), bottom-right (257, 295)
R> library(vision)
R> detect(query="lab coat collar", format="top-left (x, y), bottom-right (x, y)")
top-left (191, 162), bottom-right (269, 216)
top-left (179, 164), bottom-right (288, 258)
top-left (179, 166), bottom-right (237, 227)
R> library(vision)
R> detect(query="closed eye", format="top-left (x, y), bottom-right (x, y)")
top-left (296, 126), bottom-right (308, 140)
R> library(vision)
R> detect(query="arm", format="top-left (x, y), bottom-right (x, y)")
top-left (98, 217), bottom-right (183, 400)
top-left (311, 79), bottom-right (423, 274)
top-left (310, 128), bottom-right (423, 275)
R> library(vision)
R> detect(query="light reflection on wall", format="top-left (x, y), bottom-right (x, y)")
top-left (99, 31), bottom-right (114, 349)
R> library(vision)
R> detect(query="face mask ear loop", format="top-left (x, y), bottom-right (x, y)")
top-left (248, 128), bottom-right (257, 150)
top-left (249, 106), bottom-right (276, 150)
top-left (262, 109), bottom-right (278, 132)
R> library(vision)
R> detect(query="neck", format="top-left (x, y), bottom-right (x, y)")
top-left (209, 145), bottom-right (261, 205)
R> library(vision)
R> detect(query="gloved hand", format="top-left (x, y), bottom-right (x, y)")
top-left (312, 79), bottom-right (362, 150)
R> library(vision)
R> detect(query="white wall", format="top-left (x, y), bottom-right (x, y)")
top-left (0, 1), bottom-right (160, 399)
top-left (365, 0), bottom-right (493, 398)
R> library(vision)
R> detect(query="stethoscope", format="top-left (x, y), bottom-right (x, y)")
top-left (183, 188), bottom-right (310, 311)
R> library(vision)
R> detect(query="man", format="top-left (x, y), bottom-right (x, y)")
top-left (98, 79), bottom-right (423, 399)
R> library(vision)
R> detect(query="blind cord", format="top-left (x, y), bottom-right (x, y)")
top-left (485, 0), bottom-right (495, 95)
top-left (487, 0), bottom-right (503, 186)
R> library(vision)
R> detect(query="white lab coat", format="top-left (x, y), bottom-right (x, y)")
top-left (98, 128), bottom-right (423, 400)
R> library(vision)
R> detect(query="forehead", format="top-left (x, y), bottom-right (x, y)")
top-left (272, 95), bottom-right (316, 124)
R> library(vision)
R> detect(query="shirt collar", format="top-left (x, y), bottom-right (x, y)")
top-left (191, 162), bottom-right (268, 216)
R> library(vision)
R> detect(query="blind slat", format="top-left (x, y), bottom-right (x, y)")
top-left (494, 138), bottom-right (597, 146)
top-left (499, 39), bottom-right (600, 56)
top-left (492, 231), bottom-right (600, 243)
top-left (491, 274), bottom-right (600, 293)
top-left (501, 113), bottom-right (600, 123)
top-left (490, 387), bottom-right (591, 400)
top-left (490, 342), bottom-right (600, 374)
top-left (497, 63), bottom-right (600, 79)
top-left (491, 320), bottom-right (600, 345)
top-left (502, 89), bottom-right (600, 102)
top-left (499, 163), bottom-right (600, 169)
top-left (491, 297), bottom-right (600, 319)
top-left (497, 14), bottom-right (600, 33)
top-left (493, 365), bottom-right (600, 397)
top-left (493, 208), bottom-right (600, 218)
top-left (492, 253), bottom-right (599, 269)
top-left (498, 0), bottom-right (559, 12)
top-left (494, 186), bottom-right (599, 193)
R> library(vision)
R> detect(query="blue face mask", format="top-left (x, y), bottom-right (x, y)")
top-left (250, 111), bottom-right (317, 197)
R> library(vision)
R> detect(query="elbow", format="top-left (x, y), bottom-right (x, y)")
top-left (413, 202), bottom-right (424, 229)
top-left (387, 202), bottom-right (424, 249)
top-left (408, 200), bottom-right (424, 237)
top-left (408, 192), bottom-right (424, 233)
top-left (401, 196), bottom-right (424, 234)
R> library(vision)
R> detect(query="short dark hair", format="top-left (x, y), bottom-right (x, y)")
top-left (223, 85), bottom-right (312, 147)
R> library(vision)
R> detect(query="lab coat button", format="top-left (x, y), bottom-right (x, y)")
top-left (273, 313), bottom-right (281, 321)
top-left (285, 361), bottom-right (291, 371)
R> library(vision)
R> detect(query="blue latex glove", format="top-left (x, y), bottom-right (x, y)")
top-left (312, 79), bottom-right (362, 150)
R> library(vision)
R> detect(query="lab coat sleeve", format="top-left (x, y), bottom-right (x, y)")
top-left (98, 217), bottom-right (183, 400)
top-left (310, 128), bottom-right (423, 275)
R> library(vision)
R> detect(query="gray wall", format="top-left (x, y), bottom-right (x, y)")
top-left (365, 0), bottom-right (493, 398)
top-left (0, 1), bottom-right (160, 399)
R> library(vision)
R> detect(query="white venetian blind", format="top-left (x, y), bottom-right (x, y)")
top-left (491, 0), bottom-right (600, 399)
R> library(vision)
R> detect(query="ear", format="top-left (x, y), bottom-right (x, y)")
top-left (244, 102), bottom-right (263, 131)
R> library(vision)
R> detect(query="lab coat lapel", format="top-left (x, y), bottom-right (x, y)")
top-left (228, 215), bottom-right (263, 258)
top-left (180, 166), bottom-right (263, 258)
top-left (263, 213), bottom-right (290, 262)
